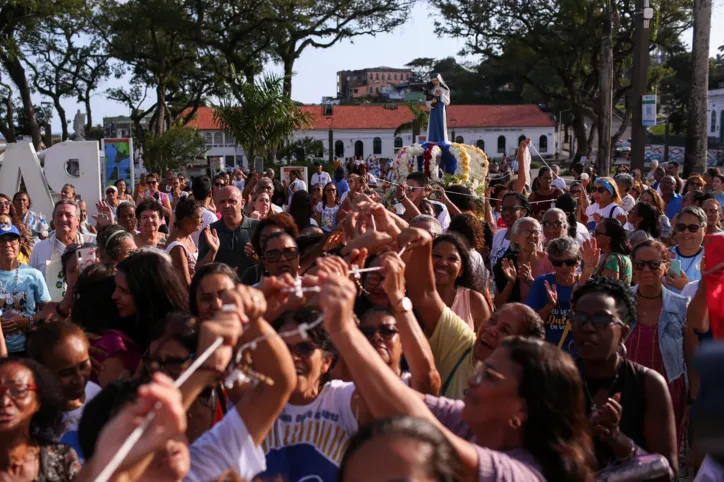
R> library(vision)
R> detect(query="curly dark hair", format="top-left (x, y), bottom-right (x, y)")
top-left (272, 307), bottom-right (338, 376)
top-left (0, 192), bottom-right (33, 255)
top-left (448, 213), bottom-right (486, 250)
top-left (339, 416), bottom-right (464, 481)
top-left (571, 276), bottom-right (637, 327)
top-left (0, 358), bottom-right (66, 443)
top-left (500, 337), bottom-right (596, 482)
top-left (116, 250), bottom-right (189, 346)
top-left (445, 185), bottom-right (476, 213)
top-left (173, 198), bottom-right (200, 228)
top-left (135, 198), bottom-right (163, 221)
top-left (250, 213), bottom-right (300, 256)
top-left (189, 263), bottom-right (240, 316)
top-left (554, 193), bottom-right (579, 239)
top-left (502, 192), bottom-right (531, 216)
top-left (71, 263), bottom-right (122, 334)
top-left (433, 233), bottom-right (484, 293)
top-left (598, 218), bottom-right (630, 255)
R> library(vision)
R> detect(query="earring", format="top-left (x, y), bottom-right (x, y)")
top-left (618, 342), bottom-right (627, 358)
top-left (508, 416), bottom-right (522, 430)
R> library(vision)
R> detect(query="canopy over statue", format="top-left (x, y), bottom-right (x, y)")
top-left (425, 73), bottom-right (450, 144)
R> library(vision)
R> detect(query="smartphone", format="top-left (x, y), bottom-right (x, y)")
top-left (76, 247), bottom-right (97, 273)
top-left (669, 259), bottom-right (681, 276)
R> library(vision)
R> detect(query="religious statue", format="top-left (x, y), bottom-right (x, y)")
top-left (73, 109), bottom-right (86, 140)
top-left (425, 74), bottom-right (450, 144)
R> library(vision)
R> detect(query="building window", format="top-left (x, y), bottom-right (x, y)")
top-left (373, 137), bottom-right (382, 155)
top-left (394, 137), bottom-right (403, 153)
top-left (335, 140), bottom-right (344, 158)
top-left (712, 110), bottom-right (717, 133)
top-left (476, 140), bottom-right (485, 151)
top-left (355, 140), bottom-right (364, 157)
top-left (225, 155), bottom-right (235, 167)
top-left (368, 87), bottom-right (372, 95)
top-left (204, 132), bottom-right (212, 147)
top-left (539, 135), bottom-right (548, 152)
top-left (497, 136), bottom-right (506, 154)
top-left (394, 73), bottom-right (398, 80)
top-left (455, 136), bottom-right (464, 144)
top-left (213, 132), bottom-right (223, 146)
top-left (375, 73), bottom-right (379, 80)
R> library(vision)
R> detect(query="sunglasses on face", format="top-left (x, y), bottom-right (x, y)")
top-left (470, 361), bottom-right (506, 385)
top-left (551, 258), bottom-right (578, 267)
top-left (543, 220), bottom-right (563, 228)
top-left (148, 180), bottom-right (158, 185)
top-left (595, 187), bottom-right (609, 194)
top-left (287, 341), bottom-right (318, 358)
top-left (0, 201), bottom-right (11, 207)
top-left (570, 312), bottom-right (624, 329)
top-left (633, 259), bottom-right (664, 271)
top-left (360, 324), bottom-right (399, 340)
top-left (0, 384), bottom-right (38, 400)
top-left (215, 182), bottom-right (227, 187)
top-left (144, 355), bottom-right (193, 375)
top-left (263, 247), bottom-right (298, 262)
top-left (675, 223), bottom-right (702, 233)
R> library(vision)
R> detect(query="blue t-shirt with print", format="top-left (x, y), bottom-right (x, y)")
top-left (525, 273), bottom-right (576, 352)
top-left (0, 264), bottom-right (51, 353)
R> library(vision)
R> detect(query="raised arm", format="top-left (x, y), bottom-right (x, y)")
top-left (513, 138), bottom-right (531, 194)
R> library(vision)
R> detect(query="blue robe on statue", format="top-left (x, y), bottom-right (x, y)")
top-left (426, 77), bottom-right (450, 144)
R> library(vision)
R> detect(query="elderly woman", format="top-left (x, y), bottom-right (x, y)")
top-left (525, 237), bottom-right (581, 352)
top-left (664, 206), bottom-right (706, 294)
top-left (0, 193), bottom-right (34, 263)
top-left (96, 224), bottom-right (137, 266)
top-left (493, 217), bottom-right (553, 307)
top-left (12, 191), bottom-right (48, 242)
top-left (542, 208), bottom-right (570, 246)
top-left (626, 239), bottom-right (690, 445)
top-left (702, 198), bottom-right (723, 234)
top-left (134, 199), bottom-right (167, 248)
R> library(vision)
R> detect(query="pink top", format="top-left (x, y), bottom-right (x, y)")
top-left (451, 287), bottom-right (475, 330)
top-left (166, 241), bottom-right (198, 277)
top-left (90, 330), bottom-right (142, 384)
top-left (519, 254), bottom-right (554, 301)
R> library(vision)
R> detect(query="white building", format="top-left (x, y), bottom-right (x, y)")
top-left (708, 88), bottom-right (724, 143)
top-left (295, 104), bottom-right (556, 160)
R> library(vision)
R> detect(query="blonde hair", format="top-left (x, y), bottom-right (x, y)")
top-left (595, 177), bottom-right (622, 205)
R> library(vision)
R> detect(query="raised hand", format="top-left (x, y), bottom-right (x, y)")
top-left (501, 258), bottom-right (517, 283)
top-left (203, 226), bottom-right (220, 254)
top-left (244, 242), bottom-right (258, 263)
top-left (517, 262), bottom-right (534, 284)
top-left (396, 227), bottom-right (432, 253)
top-left (381, 252), bottom-right (406, 304)
top-left (581, 238), bottom-right (600, 273)
top-left (544, 280), bottom-right (558, 307)
top-left (93, 201), bottom-right (114, 227)
top-left (319, 274), bottom-right (358, 336)
top-left (396, 183), bottom-right (409, 200)
top-left (591, 393), bottom-right (623, 442)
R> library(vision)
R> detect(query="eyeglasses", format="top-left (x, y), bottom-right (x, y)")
top-left (551, 258), bottom-right (578, 267)
top-left (570, 312), bottom-right (624, 329)
top-left (501, 206), bottom-right (523, 214)
top-left (263, 247), bottom-right (298, 262)
top-left (543, 220), bottom-right (563, 229)
top-left (215, 182), bottom-right (227, 188)
top-left (0, 201), bottom-right (10, 207)
top-left (144, 355), bottom-right (193, 375)
top-left (287, 341), bottom-right (318, 358)
top-left (0, 384), bottom-right (38, 400)
top-left (470, 361), bottom-right (506, 385)
top-left (675, 223), bottom-right (703, 233)
top-left (518, 229), bottom-right (541, 238)
top-left (633, 259), bottom-right (664, 271)
top-left (360, 324), bottom-right (399, 340)
top-left (364, 272), bottom-right (383, 286)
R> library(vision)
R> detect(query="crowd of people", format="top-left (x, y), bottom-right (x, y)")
top-left (0, 138), bottom-right (722, 481)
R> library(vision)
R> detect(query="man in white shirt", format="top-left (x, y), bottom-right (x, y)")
top-left (310, 162), bottom-right (332, 186)
top-left (191, 176), bottom-right (220, 246)
top-left (551, 164), bottom-right (567, 190)
top-left (29, 200), bottom-right (96, 300)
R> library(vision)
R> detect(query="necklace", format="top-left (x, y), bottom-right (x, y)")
top-left (0, 265), bottom-right (21, 311)
top-left (582, 358), bottom-right (622, 413)
top-left (637, 290), bottom-right (662, 300)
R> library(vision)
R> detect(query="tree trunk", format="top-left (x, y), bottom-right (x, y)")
top-left (597, 3), bottom-right (614, 177)
top-left (156, 82), bottom-right (167, 136)
top-left (282, 54), bottom-right (294, 98)
top-left (1, 55), bottom-right (42, 150)
top-left (53, 98), bottom-right (69, 141)
top-left (572, 115), bottom-right (589, 162)
top-left (0, 92), bottom-right (17, 142)
top-left (84, 91), bottom-right (93, 133)
top-left (684, 0), bottom-right (712, 177)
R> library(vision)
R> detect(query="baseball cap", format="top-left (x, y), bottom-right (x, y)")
top-left (0, 224), bottom-right (21, 238)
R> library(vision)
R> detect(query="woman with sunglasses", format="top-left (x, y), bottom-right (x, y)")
top-left (104, 185), bottom-right (121, 216)
top-left (27, 320), bottom-right (101, 461)
top-left (494, 217), bottom-right (553, 308)
top-left (0, 357), bottom-right (81, 480)
top-left (665, 206), bottom-right (706, 293)
top-left (318, 272), bottom-right (596, 482)
top-left (260, 231), bottom-right (300, 281)
top-left (262, 307), bottom-right (370, 481)
top-left (702, 198), bottom-right (723, 234)
top-left (315, 182), bottom-right (340, 233)
top-left (0, 193), bottom-right (33, 263)
top-left (686, 174), bottom-right (706, 193)
top-left (524, 237), bottom-right (581, 352)
top-left (584, 177), bottom-right (625, 234)
top-left (588, 218), bottom-right (632, 284)
top-left (626, 239), bottom-right (690, 446)
top-left (240, 215), bottom-right (299, 286)
top-left (571, 276), bottom-right (678, 473)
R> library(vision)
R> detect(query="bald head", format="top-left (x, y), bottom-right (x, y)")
top-left (218, 186), bottom-right (244, 225)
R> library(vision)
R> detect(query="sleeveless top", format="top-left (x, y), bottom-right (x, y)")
top-left (260, 380), bottom-right (358, 482)
top-left (579, 358), bottom-right (648, 469)
top-left (166, 241), bottom-right (198, 277)
top-left (451, 287), bottom-right (475, 330)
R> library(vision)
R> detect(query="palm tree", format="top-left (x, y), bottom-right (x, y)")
top-left (395, 102), bottom-right (429, 144)
top-left (213, 74), bottom-right (313, 163)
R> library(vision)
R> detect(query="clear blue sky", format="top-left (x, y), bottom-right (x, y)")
top-left (45, 2), bottom-right (724, 133)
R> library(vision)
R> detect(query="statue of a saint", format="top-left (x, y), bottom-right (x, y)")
top-left (73, 109), bottom-right (86, 140)
top-left (425, 74), bottom-right (450, 144)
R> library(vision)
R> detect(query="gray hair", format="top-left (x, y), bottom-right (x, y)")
top-left (543, 208), bottom-right (568, 226)
top-left (546, 236), bottom-right (581, 261)
top-left (510, 217), bottom-right (541, 250)
top-left (410, 215), bottom-right (442, 237)
top-left (614, 173), bottom-right (634, 190)
top-left (679, 206), bottom-right (707, 225)
top-left (138, 246), bottom-right (172, 264)
top-left (117, 201), bottom-right (135, 216)
top-left (52, 199), bottom-right (79, 219)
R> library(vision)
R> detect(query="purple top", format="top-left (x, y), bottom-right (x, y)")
top-left (425, 395), bottom-right (546, 482)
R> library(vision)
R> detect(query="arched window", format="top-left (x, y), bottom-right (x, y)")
top-left (355, 140), bottom-right (364, 158)
top-left (539, 135), bottom-right (548, 152)
top-left (455, 136), bottom-right (464, 144)
top-left (394, 136), bottom-right (403, 153)
top-left (204, 132), bottom-right (212, 146)
top-left (335, 140), bottom-right (344, 158)
top-left (213, 132), bottom-right (223, 146)
top-left (518, 135), bottom-right (527, 146)
top-left (373, 137), bottom-right (382, 155)
top-left (497, 136), bottom-right (506, 154)
top-left (712, 110), bottom-right (717, 133)
top-left (476, 140), bottom-right (485, 151)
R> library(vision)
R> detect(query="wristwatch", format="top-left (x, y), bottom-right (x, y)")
top-left (392, 297), bottom-right (413, 314)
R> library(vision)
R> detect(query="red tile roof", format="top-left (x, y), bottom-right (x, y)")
top-left (185, 104), bottom-right (554, 131)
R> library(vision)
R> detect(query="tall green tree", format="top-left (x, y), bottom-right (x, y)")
top-left (142, 121), bottom-right (207, 174)
top-left (213, 75), bottom-right (313, 162)
top-left (394, 102), bottom-right (428, 144)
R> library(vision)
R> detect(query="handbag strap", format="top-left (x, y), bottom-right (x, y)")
top-left (442, 347), bottom-right (472, 396)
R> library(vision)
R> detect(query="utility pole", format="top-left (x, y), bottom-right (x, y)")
top-left (326, 116), bottom-right (334, 164)
top-left (684, 0), bottom-right (712, 176)
top-left (630, 0), bottom-right (654, 172)
top-left (597, 0), bottom-right (614, 175)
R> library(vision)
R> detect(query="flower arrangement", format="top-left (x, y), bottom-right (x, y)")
top-left (449, 143), bottom-right (471, 183)
top-left (393, 144), bottom-right (423, 181)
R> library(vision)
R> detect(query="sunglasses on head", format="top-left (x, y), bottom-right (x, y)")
top-left (570, 312), bottom-right (624, 329)
top-left (287, 341), bottom-right (318, 358)
top-left (675, 223), bottom-right (702, 233)
top-left (633, 259), bottom-right (664, 271)
top-left (263, 247), bottom-right (298, 262)
top-left (551, 258), bottom-right (578, 267)
top-left (360, 324), bottom-right (399, 340)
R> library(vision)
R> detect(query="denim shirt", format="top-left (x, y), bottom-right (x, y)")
top-left (632, 286), bottom-right (689, 384)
